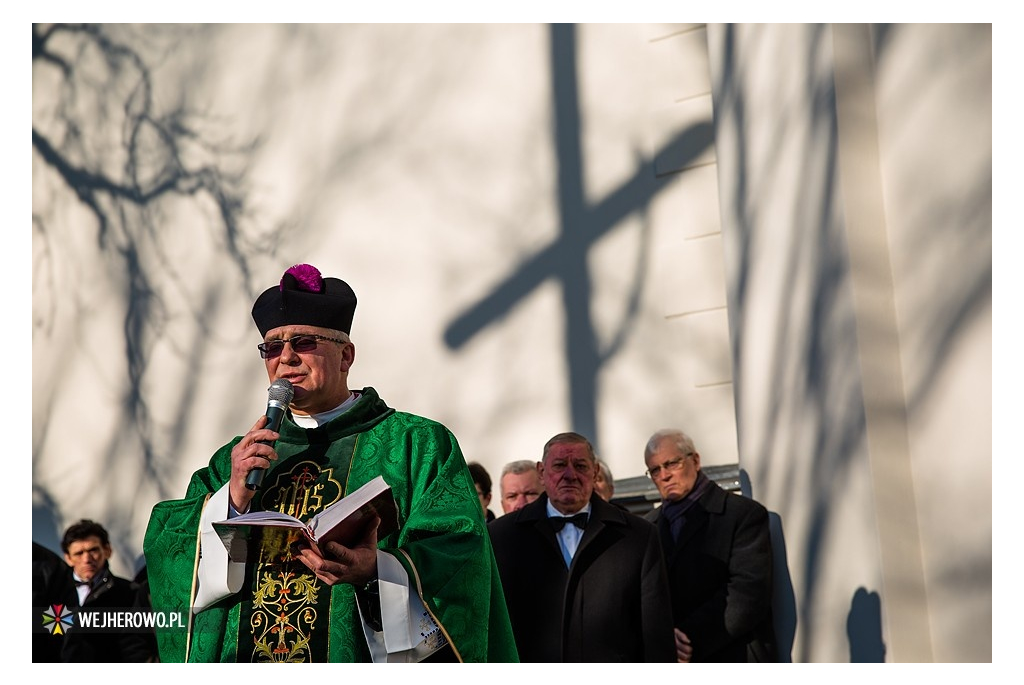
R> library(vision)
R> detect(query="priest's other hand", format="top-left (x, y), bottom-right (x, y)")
top-left (296, 513), bottom-right (380, 587)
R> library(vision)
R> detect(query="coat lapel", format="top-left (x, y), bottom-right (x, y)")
top-left (571, 495), bottom-right (627, 571)
top-left (517, 495), bottom-right (566, 562)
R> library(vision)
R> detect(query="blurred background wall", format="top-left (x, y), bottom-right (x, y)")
top-left (708, 23), bottom-right (991, 663)
top-left (32, 23), bottom-right (991, 662)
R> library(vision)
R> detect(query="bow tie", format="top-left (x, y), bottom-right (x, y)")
top-left (550, 513), bottom-right (588, 531)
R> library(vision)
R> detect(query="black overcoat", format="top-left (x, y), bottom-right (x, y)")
top-left (645, 480), bottom-right (777, 662)
top-left (489, 493), bottom-right (675, 663)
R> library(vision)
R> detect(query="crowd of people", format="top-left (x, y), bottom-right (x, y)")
top-left (33, 263), bottom-right (776, 663)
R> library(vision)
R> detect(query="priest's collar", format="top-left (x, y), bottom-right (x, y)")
top-left (292, 391), bottom-right (360, 428)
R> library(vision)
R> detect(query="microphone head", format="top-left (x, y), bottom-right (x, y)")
top-left (268, 378), bottom-right (295, 404)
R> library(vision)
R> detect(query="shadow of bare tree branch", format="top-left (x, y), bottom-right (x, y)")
top-left (32, 22), bottom-right (277, 547)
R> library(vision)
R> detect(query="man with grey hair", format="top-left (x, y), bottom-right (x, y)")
top-left (144, 263), bottom-right (517, 663)
top-left (593, 459), bottom-right (615, 502)
top-left (490, 432), bottom-right (675, 662)
top-left (643, 428), bottom-right (777, 662)
top-left (498, 460), bottom-right (543, 514)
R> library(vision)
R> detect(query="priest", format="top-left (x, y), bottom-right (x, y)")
top-left (144, 263), bottom-right (517, 662)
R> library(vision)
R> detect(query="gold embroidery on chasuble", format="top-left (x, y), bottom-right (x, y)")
top-left (242, 460), bottom-right (345, 662)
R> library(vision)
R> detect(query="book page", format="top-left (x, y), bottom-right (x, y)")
top-left (212, 512), bottom-right (308, 563)
top-left (308, 476), bottom-right (389, 536)
top-left (219, 510), bottom-right (306, 527)
top-left (211, 476), bottom-right (398, 561)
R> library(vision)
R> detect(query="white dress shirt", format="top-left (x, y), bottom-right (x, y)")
top-left (546, 500), bottom-right (591, 567)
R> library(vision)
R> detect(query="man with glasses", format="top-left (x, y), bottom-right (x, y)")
top-left (144, 263), bottom-right (517, 663)
top-left (643, 429), bottom-right (777, 662)
top-left (488, 432), bottom-right (675, 662)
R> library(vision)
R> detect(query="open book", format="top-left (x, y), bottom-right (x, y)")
top-left (213, 475), bottom-right (399, 563)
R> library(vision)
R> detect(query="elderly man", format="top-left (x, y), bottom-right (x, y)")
top-left (144, 264), bottom-right (517, 663)
top-left (593, 459), bottom-right (615, 501)
top-left (488, 432), bottom-right (675, 662)
top-left (643, 429), bottom-right (777, 662)
top-left (497, 460), bottom-right (543, 514)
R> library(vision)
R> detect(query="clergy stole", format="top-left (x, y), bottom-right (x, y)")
top-left (236, 436), bottom-right (357, 662)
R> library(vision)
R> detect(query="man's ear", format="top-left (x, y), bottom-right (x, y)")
top-left (340, 343), bottom-right (356, 371)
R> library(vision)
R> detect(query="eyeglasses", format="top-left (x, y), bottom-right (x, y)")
top-left (257, 334), bottom-right (347, 360)
top-left (645, 453), bottom-right (694, 479)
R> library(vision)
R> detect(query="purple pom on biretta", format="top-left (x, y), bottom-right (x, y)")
top-left (253, 263), bottom-right (356, 336)
top-left (282, 264), bottom-right (324, 292)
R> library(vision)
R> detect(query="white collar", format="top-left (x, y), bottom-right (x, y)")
top-left (291, 391), bottom-right (360, 428)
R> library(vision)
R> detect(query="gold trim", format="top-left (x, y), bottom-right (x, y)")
top-left (324, 432), bottom-right (360, 661)
top-left (185, 493), bottom-right (211, 662)
top-left (342, 434), bottom-right (359, 495)
top-left (395, 548), bottom-right (463, 663)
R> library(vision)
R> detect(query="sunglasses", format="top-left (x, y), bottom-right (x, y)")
top-left (257, 334), bottom-right (347, 360)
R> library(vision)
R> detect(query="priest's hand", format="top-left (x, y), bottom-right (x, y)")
top-left (296, 514), bottom-right (381, 587)
top-left (229, 415), bottom-right (281, 514)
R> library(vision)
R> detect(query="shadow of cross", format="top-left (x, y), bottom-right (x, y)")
top-left (444, 24), bottom-right (714, 447)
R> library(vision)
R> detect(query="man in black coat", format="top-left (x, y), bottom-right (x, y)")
top-left (643, 429), bottom-right (777, 662)
top-left (55, 519), bottom-right (158, 662)
top-left (489, 432), bottom-right (675, 663)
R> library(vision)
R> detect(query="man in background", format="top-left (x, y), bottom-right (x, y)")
top-left (54, 519), bottom-right (157, 662)
top-left (489, 432), bottom-right (675, 662)
top-left (643, 428), bottom-right (777, 662)
top-left (593, 459), bottom-right (615, 501)
top-left (468, 461), bottom-right (497, 522)
top-left (497, 460), bottom-right (543, 515)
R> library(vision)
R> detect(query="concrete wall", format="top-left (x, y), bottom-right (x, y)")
top-left (32, 22), bottom-right (736, 586)
top-left (708, 23), bottom-right (991, 662)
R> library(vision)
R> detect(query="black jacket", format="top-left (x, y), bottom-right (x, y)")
top-left (56, 563), bottom-right (158, 663)
top-left (646, 480), bottom-right (777, 662)
top-left (489, 494), bottom-right (675, 662)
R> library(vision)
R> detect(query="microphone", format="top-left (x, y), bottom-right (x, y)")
top-left (245, 378), bottom-right (294, 491)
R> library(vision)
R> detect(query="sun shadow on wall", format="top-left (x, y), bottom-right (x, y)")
top-left (742, 468), bottom-right (797, 662)
top-left (32, 23), bottom-right (269, 537)
top-left (443, 23), bottom-right (714, 453)
top-left (847, 587), bottom-right (886, 662)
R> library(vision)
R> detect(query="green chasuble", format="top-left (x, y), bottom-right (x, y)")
top-left (143, 387), bottom-right (518, 662)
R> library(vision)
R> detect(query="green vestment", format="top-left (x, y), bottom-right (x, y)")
top-left (143, 387), bottom-right (518, 662)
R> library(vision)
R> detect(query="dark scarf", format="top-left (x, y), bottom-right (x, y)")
top-left (661, 470), bottom-right (712, 542)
